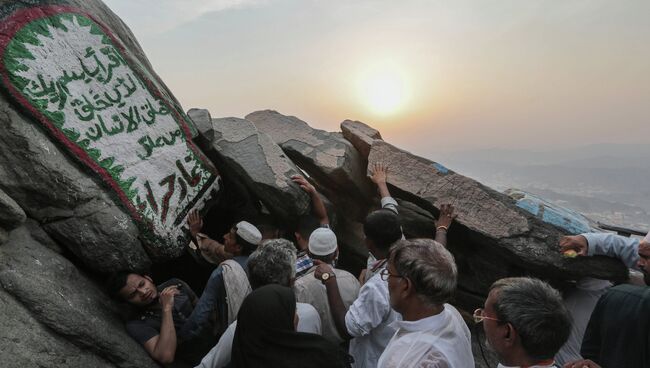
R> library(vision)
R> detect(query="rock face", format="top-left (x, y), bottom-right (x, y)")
top-left (0, 225), bottom-right (158, 368)
top-left (246, 110), bottom-right (374, 220)
top-left (367, 140), bottom-right (628, 290)
top-left (0, 1), bottom-right (219, 270)
top-left (340, 119), bottom-right (382, 159)
top-left (198, 115), bottom-right (311, 223)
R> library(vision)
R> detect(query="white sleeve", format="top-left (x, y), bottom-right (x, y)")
top-left (345, 278), bottom-right (390, 337)
top-left (194, 321), bottom-right (236, 368)
top-left (381, 196), bottom-right (399, 214)
top-left (583, 232), bottom-right (640, 269)
top-left (296, 302), bottom-right (322, 334)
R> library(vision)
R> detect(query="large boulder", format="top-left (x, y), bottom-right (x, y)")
top-left (196, 114), bottom-right (310, 223)
top-left (0, 0), bottom-right (220, 270)
top-left (0, 288), bottom-right (114, 368)
top-left (340, 119), bottom-right (382, 159)
top-left (246, 110), bottom-right (374, 220)
top-left (367, 140), bottom-right (628, 292)
top-left (0, 225), bottom-right (158, 368)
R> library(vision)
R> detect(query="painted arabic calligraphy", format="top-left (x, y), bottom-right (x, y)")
top-left (1, 8), bottom-right (218, 246)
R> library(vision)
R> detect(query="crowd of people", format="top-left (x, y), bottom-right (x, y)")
top-left (106, 164), bottom-right (650, 368)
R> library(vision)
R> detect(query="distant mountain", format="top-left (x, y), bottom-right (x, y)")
top-left (431, 144), bottom-right (650, 230)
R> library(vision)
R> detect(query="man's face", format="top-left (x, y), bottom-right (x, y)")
top-left (637, 241), bottom-right (650, 285)
top-left (482, 289), bottom-right (507, 357)
top-left (386, 259), bottom-right (406, 313)
top-left (118, 274), bottom-right (158, 307)
top-left (224, 227), bottom-right (239, 254)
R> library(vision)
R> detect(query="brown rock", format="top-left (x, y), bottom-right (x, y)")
top-left (340, 119), bottom-right (382, 159)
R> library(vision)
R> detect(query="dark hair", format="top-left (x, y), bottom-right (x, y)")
top-left (105, 271), bottom-right (132, 299)
top-left (296, 215), bottom-right (321, 239)
top-left (490, 277), bottom-right (572, 361)
top-left (236, 233), bottom-right (258, 256)
top-left (364, 209), bottom-right (402, 250)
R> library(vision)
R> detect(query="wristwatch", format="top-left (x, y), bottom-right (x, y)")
top-left (321, 272), bottom-right (335, 283)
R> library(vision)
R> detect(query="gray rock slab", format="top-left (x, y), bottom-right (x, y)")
top-left (0, 189), bottom-right (25, 230)
top-left (246, 110), bottom-right (374, 219)
top-left (368, 140), bottom-right (628, 285)
top-left (188, 108), bottom-right (214, 144)
top-left (0, 288), bottom-right (114, 368)
top-left (208, 117), bottom-right (310, 222)
top-left (0, 226), bottom-right (158, 368)
top-left (0, 0), bottom-right (223, 269)
top-left (340, 119), bottom-right (382, 159)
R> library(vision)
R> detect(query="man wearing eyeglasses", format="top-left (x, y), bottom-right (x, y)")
top-left (475, 277), bottom-right (571, 368)
top-left (377, 239), bottom-right (474, 367)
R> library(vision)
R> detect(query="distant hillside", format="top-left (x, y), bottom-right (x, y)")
top-left (434, 144), bottom-right (650, 230)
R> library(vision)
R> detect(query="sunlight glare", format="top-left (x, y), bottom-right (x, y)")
top-left (357, 63), bottom-right (409, 115)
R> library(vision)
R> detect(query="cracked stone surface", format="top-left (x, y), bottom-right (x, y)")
top-left (0, 225), bottom-right (158, 368)
top-left (205, 116), bottom-right (310, 222)
top-left (368, 139), bottom-right (628, 290)
top-left (246, 110), bottom-right (374, 220)
top-left (340, 119), bottom-right (382, 159)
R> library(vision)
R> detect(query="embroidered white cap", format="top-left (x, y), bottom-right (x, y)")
top-left (308, 227), bottom-right (338, 256)
top-left (235, 221), bottom-right (262, 245)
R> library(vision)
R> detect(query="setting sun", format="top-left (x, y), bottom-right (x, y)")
top-left (357, 63), bottom-right (409, 115)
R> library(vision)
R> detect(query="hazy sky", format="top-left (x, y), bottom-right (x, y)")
top-left (104, 0), bottom-right (649, 157)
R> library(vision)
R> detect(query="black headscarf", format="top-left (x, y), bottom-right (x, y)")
top-left (231, 284), bottom-right (351, 368)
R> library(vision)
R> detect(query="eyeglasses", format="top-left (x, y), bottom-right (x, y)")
top-left (380, 268), bottom-right (404, 281)
top-left (473, 308), bottom-right (501, 324)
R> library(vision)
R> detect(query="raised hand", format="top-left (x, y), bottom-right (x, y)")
top-left (292, 175), bottom-right (316, 195)
top-left (435, 204), bottom-right (457, 229)
top-left (369, 163), bottom-right (388, 186)
top-left (187, 209), bottom-right (203, 238)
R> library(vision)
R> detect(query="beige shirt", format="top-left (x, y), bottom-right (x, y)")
top-left (294, 266), bottom-right (360, 343)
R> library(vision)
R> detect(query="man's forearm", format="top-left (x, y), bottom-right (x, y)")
top-left (311, 192), bottom-right (329, 225)
top-left (324, 279), bottom-right (351, 340)
top-left (435, 228), bottom-right (447, 247)
top-left (153, 309), bottom-right (177, 363)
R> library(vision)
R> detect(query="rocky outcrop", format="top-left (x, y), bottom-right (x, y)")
top-left (367, 139), bottom-right (629, 288)
top-left (246, 110), bottom-right (374, 220)
top-left (0, 288), bottom-right (115, 368)
top-left (0, 0), bottom-right (219, 271)
top-left (197, 115), bottom-right (311, 223)
top-left (340, 119), bottom-right (382, 159)
top-left (0, 225), bottom-right (158, 368)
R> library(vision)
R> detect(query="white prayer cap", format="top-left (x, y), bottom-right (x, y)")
top-left (308, 228), bottom-right (338, 256)
top-left (644, 230), bottom-right (650, 243)
top-left (235, 221), bottom-right (262, 245)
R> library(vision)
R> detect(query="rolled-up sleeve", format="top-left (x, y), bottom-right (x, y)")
top-left (380, 196), bottom-right (399, 214)
top-left (345, 278), bottom-right (390, 337)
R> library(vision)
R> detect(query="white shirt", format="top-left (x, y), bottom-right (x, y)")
top-left (294, 266), bottom-right (360, 343)
top-left (555, 277), bottom-right (610, 366)
top-left (195, 302), bottom-right (321, 368)
top-left (377, 304), bottom-right (474, 368)
top-left (345, 267), bottom-right (401, 368)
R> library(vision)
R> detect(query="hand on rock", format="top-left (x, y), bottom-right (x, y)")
top-left (187, 209), bottom-right (203, 238)
top-left (369, 163), bottom-right (388, 186)
top-left (292, 175), bottom-right (316, 195)
top-left (559, 235), bottom-right (588, 257)
top-left (435, 204), bottom-right (457, 229)
top-left (563, 359), bottom-right (601, 368)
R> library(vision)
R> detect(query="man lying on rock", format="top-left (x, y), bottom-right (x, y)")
top-left (106, 221), bottom-right (262, 366)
